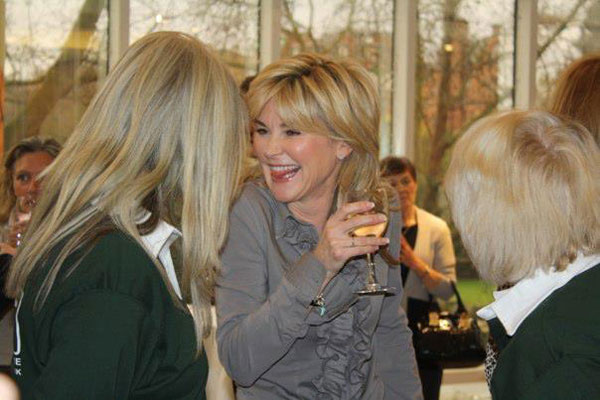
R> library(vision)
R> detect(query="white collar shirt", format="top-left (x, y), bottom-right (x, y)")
top-left (141, 219), bottom-right (183, 300)
top-left (477, 252), bottom-right (600, 336)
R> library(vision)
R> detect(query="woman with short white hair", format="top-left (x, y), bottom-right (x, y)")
top-left (445, 110), bottom-right (600, 400)
top-left (6, 32), bottom-right (248, 399)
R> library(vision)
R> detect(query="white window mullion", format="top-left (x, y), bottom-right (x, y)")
top-left (259, 0), bottom-right (281, 70)
top-left (515, 0), bottom-right (537, 109)
top-left (109, 0), bottom-right (130, 71)
top-left (391, 0), bottom-right (417, 158)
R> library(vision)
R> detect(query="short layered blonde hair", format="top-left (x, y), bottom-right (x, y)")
top-left (445, 110), bottom-right (600, 285)
top-left (7, 32), bottom-right (248, 350)
top-left (246, 53), bottom-right (388, 205)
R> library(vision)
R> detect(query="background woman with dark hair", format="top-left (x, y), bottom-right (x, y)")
top-left (380, 156), bottom-right (457, 400)
top-left (0, 136), bottom-right (61, 255)
top-left (0, 136), bottom-right (61, 371)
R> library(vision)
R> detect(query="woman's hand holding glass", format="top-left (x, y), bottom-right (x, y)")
top-left (1, 197), bottom-right (33, 255)
top-left (346, 189), bottom-right (395, 295)
top-left (313, 200), bottom-right (389, 285)
top-left (9, 219), bottom-right (29, 247)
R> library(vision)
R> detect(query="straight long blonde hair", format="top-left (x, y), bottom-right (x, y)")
top-left (6, 32), bottom-right (248, 350)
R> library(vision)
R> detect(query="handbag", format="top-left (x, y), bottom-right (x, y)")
top-left (410, 281), bottom-right (486, 369)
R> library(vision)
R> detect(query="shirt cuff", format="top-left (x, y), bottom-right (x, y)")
top-left (284, 252), bottom-right (327, 306)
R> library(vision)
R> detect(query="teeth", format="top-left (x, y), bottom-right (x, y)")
top-left (270, 165), bottom-right (298, 172)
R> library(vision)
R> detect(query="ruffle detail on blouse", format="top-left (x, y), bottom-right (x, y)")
top-left (280, 211), bottom-right (374, 399)
top-left (312, 297), bottom-right (373, 399)
top-left (281, 216), bottom-right (318, 252)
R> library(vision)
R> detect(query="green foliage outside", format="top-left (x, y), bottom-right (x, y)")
top-left (456, 279), bottom-right (495, 311)
top-left (438, 278), bottom-right (495, 315)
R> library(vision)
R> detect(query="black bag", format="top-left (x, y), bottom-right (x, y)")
top-left (410, 281), bottom-right (486, 369)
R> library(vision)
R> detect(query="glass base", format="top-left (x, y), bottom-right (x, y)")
top-left (355, 283), bottom-right (396, 296)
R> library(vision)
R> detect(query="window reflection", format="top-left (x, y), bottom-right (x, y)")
top-left (3, 0), bottom-right (108, 151)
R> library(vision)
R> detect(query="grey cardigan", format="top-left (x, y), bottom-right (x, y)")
top-left (216, 182), bottom-right (422, 400)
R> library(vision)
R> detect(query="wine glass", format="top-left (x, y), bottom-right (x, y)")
top-left (347, 188), bottom-right (395, 295)
top-left (14, 196), bottom-right (34, 247)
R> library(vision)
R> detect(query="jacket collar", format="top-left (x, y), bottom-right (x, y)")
top-left (477, 252), bottom-right (600, 336)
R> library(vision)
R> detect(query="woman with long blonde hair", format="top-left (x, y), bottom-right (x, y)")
top-left (216, 53), bottom-right (421, 399)
top-left (6, 32), bottom-right (247, 399)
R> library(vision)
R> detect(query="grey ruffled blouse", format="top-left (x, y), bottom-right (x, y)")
top-left (216, 182), bottom-right (422, 400)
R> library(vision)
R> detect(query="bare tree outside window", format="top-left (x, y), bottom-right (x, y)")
top-left (129, 0), bottom-right (259, 84)
top-left (416, 0), bottom-right (514, 217)
top-left (416, 0), bottom-right (598, 287)
top-left (416, 0), bottom-right (515, 284)
top-left (280, 0), bottom-right (394, 156)
top-left (536, 0), bottom-right (600, 108)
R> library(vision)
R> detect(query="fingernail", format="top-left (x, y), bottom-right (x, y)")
top-left (383, 238), bottom-right (390, 244)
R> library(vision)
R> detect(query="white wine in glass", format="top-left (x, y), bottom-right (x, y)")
top-left (352, 222), bottom-right (387, 238)
top-left (347, 189), bottom-right (395, 295)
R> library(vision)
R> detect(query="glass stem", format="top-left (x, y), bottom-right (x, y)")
top-left (366, 252), bottom-right (376, 284)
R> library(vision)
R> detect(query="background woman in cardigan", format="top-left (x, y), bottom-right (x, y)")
top-left (380, 156), bottom-right (456, 400)
top-left (216, 53), bottom-right (422, 400)
top-left (5, 32), bottom-right (248, 399)
top-left (445, 110), bottom-right (600, 400)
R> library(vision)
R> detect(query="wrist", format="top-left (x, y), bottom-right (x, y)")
top-left (417, 263), bottom-right (431, 279)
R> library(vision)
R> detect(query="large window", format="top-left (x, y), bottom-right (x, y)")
top-left (536, 0), bottom-right (600, 107)
top-left (280, 0), bottom-right (394, 156)
top-left (3, 0), bottom-right (108, 150)
top-left (416, 0), bottom-right (514, 216)
top-left (416, 0), bottom-right (514, 281)
top-left (129, 0), bottom-right (259, 84)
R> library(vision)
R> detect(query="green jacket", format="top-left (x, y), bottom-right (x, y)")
top-left (12, 232), bottom-right (208, 400)
top-left (489, 263), bottom-right (600, 400)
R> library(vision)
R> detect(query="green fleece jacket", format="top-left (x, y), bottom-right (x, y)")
top-left (12, 231), bottom-right (207, 400)
top-left (489, 263), bottom-right (600, 400)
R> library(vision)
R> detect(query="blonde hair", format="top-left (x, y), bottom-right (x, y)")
top-left (246, 53), bottom-right (389, 206)
top-left (0, 137), bottom-right (61, 223)
top-left (6, 32), bottom-right (248, 351)
top-left (445, 110), bottom-right (600, 285)
top-left (550, 54), bottom-right (600, 147)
